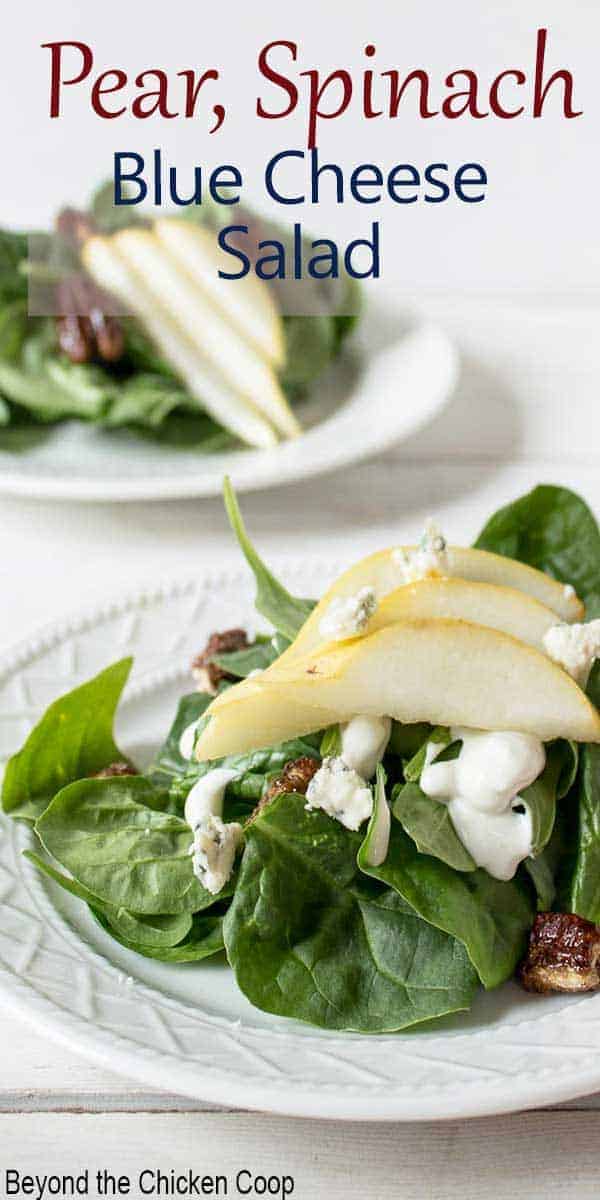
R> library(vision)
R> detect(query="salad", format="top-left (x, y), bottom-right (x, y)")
top-left (3, 480), bottom-right (600, 1033)
top-left (0, 184), bottom-right (358, 451)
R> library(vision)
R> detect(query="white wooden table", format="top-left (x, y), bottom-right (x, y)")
top-left (1, 296), bottom-right (599, 1196)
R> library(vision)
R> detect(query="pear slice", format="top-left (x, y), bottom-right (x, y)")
top-left (197, 693), bottom-right (340, 760)
top-left (155, 218), bottom-right (285, 368)
top-left (82, 235), bottom-right (277, 449)
top-left (113, 229), bottom-right (300, 440)
top-left (208, 573), bottom-right (575, 716)
top-left (256, 543), bottom-right (583, 670)
top-left (369, 579), bottom-right (558, 653)
top-left (196, 619), bottom-right (600, 760)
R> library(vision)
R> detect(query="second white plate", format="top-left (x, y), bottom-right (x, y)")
top-left (0, 310), bottom-right (457, 501)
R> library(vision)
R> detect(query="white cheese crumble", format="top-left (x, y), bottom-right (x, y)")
top-left (305, 756), bottom-right (373, 831)
top-left (189, 814), bottom-right (243, 895)
top-left (420, 728), bottom-right (546, 881)
top-left (543, 619), bottom-right (600, 687)
top-left (185, 767), bottom-right (242, 894)
top-left (340, 715), bottom-right (391, 779)
top-left (563, 584), bottom-right (576, 600)
top-left (318, 587), bottom-right (377, 643)
top-left (392, 517), bottom-right (449, 583)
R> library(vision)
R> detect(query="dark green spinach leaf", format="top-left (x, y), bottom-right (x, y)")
top-left (24, 852), bottom-right (193, 948)
top-left (475, 484), bottom-right (600, 617)
top-left (358, 819), bottom-right (533, 989)
top-left (35, 775), bottom-right (221, 915)
top-left (392, 781), bottom-right (476, 872)
top-left (223, 478), bottom-right (315, 640)
top-left (2, 658), bottom-right (132, 822)
top-left (224, 793), bottom-right (477, 1032)
top-left (565, 664), bottom-right (600, 919)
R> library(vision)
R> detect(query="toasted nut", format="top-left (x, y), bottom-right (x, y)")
top-left (89, 304), bottom-right (125, 362)
top-left (56, 313), bottom-right (95, 364)
top-left (192, 628), bottom-right (249, 694)
top-left (93, 762), bottom-right (138, 779)
top-left (56, 274), bottom-right (125, 366)
top-left (519, 911), bottom-right (600, 993)
top-left (248, 756), bottom-right (321, 825)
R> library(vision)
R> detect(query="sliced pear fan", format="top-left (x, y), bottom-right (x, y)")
top-left (155, 219), bottom-right (286, 368)
top-left (196, 619), bottom-right (600, 760)
top-left (284, 545), bottom-right (584, 658)
top-left (82, 235), bottom-right (277, 449)
top-left (209, 572), bottom-right (579, 715)
top-left (112, 229), bottom-right (299, 440)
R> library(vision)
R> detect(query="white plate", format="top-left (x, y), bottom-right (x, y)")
top-left (0, 310), bottom-right (456, 501)
top-left (2, 566), bottom-right (600, 1122)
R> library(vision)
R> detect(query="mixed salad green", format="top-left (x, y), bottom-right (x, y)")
top-left (2, 482), bottom-right (600, 1032)
top-left (0, 183), bottom-right (358, 452)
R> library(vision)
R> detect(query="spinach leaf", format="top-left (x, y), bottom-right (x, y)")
top-left (0, 300), bottom-right (29, 363)
top-left (169, 733), bottom-right (323, 819)
top-left (525, 741), bottom-right (577, 858)
top-left (402, 727), bottom-right (451, 784)
top-left (93, 908), bottom-right (224, 962)
top-left (280, 315), bottom-right (338, 400)
top-left (223, 477), bottom-right (315, 640)
top-left (387, 721), bottom-right (436, 761)
top-left (475, 484), bottom-right (600, 617)
top-left (224, 793), bottom-right (478, 1032)
top-left (213, 633), bottom-right (290, 679)
top-left (319, 725), bottom-right (342, 757)
top-left (0, 353), bottom-right (114, 423)
top-left (35, 775), bottom-right (221, 915)
top-left (24, 852), bottom-right (192, 948)
top-left (0, 229), bottom-right (29, 302)
top-left (392, 781), bottom-right (476, 872)
top-left (2, 658), bottom-right (132, 822)
top-left (565, 663), bottom-right (600, 919)
top-left (90, 180), bottom-right (144, 234)
top-left (102, 374), bottom-right (200, 430)
top-left (149, 692), bottom-right (213, 786)
top-left (358, 819), bottom-right (533, 989)
top-left (523, 853), bottom-right (556, 911)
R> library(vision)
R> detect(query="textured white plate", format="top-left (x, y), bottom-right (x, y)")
top-left (2, 567), bottom-right (600, 1121)
top-left (0, 311), bottom-right (456, 501)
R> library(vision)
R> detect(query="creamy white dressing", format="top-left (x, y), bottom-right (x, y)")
top-left (318, 587), bottom-right (377, 642)
top-left (184, 767), bottom-right (239, 829)
top-left (420, 728), bottom-right (546, 881)
top-left (179, 719), bottom-right (203, 761)
top-left (305, 757), bottom-right (373, 831)
top-left (340, 715), bottom-right (391, 779)
top-left (543, 619), bottom-right (600, 687)
top-left (185, 767), bottom-right (242, 894)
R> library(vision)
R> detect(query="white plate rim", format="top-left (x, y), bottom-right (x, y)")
top-left (0, 319), bottom-right (458, 502)
top-left (2, 569), bottom-right (600, 1121)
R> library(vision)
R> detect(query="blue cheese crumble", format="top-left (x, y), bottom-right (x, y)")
top-left (318, 586), bottom-right (377, 642)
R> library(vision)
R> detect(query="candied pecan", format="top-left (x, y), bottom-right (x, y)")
top-left (250, 756), bottom-right (321, 824)
top-left (56, 275), bottom-right (124, 365)
top-left (93, 762), bottom-right (138, 779)
top-left (56, 311), bottom-right (94, 364)
top-left (191, 628), bottom-right (249, 694)
top-left (519, 912), bottom-right (600, 994)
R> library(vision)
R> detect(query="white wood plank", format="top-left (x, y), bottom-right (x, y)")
top-left (2, 1111), bottom-right (600, 1198)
